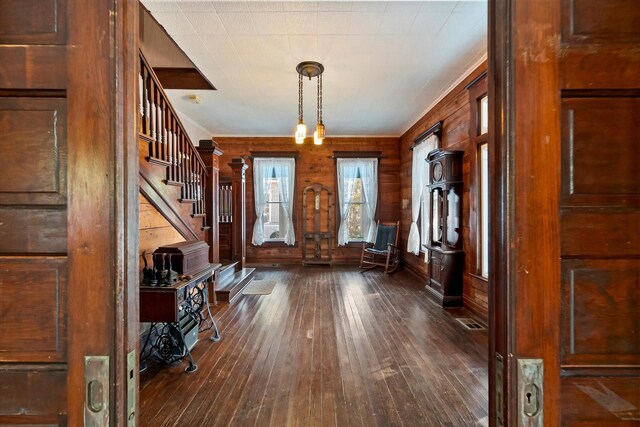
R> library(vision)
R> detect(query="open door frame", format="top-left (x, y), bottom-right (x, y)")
top-left (489, 0), bottom-right (639, 425)
top-left (0, 0), bottom-right (138, 424)
top-left (488, 0), bottom-right (562, 424)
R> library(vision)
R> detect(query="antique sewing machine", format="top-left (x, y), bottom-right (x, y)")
top-left (139, 241), bottom-right (221, 373)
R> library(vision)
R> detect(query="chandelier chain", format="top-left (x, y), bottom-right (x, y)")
top-left (317, 73), bottom-right (322, 123)
top-left (298, 73), bottom-right (303, 122)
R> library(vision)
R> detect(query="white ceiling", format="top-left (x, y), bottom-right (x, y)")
top-left (142, 1), bottom-right (487, 137)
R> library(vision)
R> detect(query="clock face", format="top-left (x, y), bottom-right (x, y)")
top-left (433, 162), bottom-right (443, 181)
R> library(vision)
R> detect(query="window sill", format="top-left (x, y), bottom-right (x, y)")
top-left (253, 241), bottom-right (298, 248)
top-left (340, 240), bottom-right (369, 247)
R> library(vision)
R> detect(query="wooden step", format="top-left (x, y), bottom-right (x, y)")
top-left (216, 261), bottom-right (239, 283)
top-left (215, 268), bottom-right (256, 303)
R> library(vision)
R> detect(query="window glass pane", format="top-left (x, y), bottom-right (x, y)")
top-left (265, 178), bottom-right (280, 203)
top-left (480, 143), bottom-right (489, 277)
top-left (479, 95), bottom-right (489, 135)
top-left (350, 178), bottom-right (363, 203)
top-left (264, 178), bottom-right (282, 241)
top-left (347, 203), bottom-right (364, 240)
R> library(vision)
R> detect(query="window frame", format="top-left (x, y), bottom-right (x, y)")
top-left (250, 151), bottom-right (300, 247)
top-left (467, 72), bottom-right (490, 281)
top-left (333, 151), bottom-right (381, 246)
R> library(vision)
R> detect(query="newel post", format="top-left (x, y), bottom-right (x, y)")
top-left (230, 158), bottom-right (248, 268)
top-left (196, 139), bottom-right (224, 264)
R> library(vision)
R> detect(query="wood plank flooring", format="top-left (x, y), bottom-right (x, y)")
top-left (139, 265), bottom-right (488, 427)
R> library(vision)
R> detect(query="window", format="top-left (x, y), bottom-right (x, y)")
top-left (252, 157), bottom-right (296, 246)
top-left (479, 95), bottom-right (489, 135)
top-left (479, 143), bottom-right (489, 278)
top-left (337, 158), bottom-right (378, 245)
top-left (263, 177), bottom-right (284, 241)
top-left (345, 177), bottom-right (366, 240)
top-left (468, 73), bottom-right (489, 280)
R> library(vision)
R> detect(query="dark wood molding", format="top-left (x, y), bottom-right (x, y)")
top-left (249, 150), bottom-right (300, 159)
top-left (230, 158), bottom-right (247, 268)
top-left (197, 139), bottom-right (224, 156)
top-left (467, 73), bottom-right (489, 278)
top-left (410, 121), bottom-right (443, 151)
top-left (331, 150), bottom-right (382, 159)
top-left (153, 67), bottom-right (216, 90)
top-left (465, 70), bottom-right (489, 90)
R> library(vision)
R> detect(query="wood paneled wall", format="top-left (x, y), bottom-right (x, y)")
top-left (214, 137), bottom-right (401, 263)
top-left (138, 192), bottom-right (185, 272)
top-left (399, 62), bottom-right (489, 320)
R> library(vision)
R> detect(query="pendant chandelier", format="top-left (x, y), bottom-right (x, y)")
top-left (295, 61), bottom-right (325, 145)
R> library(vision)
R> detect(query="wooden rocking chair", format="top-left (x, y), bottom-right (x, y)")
top-left (359, 221), bottom-right (400, 274)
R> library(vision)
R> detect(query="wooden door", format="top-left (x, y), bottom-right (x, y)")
top-left (0, 0), bottom-right (138, 425)
top-left (489, 0), bottom-right (639, 425)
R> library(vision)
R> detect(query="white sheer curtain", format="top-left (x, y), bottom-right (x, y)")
top-left (251, 158), bottom-right (296, 246)
top-left (358, 159), bottom-right (378, 242)
top-left (272, 158), bottom-right (296, 245)
top-left (337, 158), bottom-right (378, 245)
top-left (408, 134), bottom-right (438, 255)
top-left (337, 159), bottom-right (360, 245)
top-left (252, 158), bottom-right (270, 246)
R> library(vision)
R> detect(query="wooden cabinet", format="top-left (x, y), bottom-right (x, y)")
top-left (425, 150), bottom-right (464, 307)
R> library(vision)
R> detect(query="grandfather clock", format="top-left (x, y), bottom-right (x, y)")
top-left (425, 149), bottom-right (464, 307)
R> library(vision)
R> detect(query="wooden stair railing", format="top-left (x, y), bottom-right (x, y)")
top-left (138, 51), bottom-right (208, 233)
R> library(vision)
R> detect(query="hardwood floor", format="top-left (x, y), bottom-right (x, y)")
top-left (139, 265), bottom-right (488, 427)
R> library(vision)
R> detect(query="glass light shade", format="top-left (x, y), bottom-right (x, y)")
top-left (316, 122), bottom-right (325, 139)
top-left (295, 122), bottom-right (307, 139)
top-left (313, 130), bottom-right (323, 145)
top-left (295, 135), bottom-right (304, 144)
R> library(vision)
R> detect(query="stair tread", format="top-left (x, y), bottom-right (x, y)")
top-left (217, 268), bottom-right (256, 292)
top-left (218, 261), bottom-right (239, 273)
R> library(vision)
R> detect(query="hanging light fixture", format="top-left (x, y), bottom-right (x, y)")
top-left (295, 61), bottom-right (325, 145)
top-left (295, 72), bottom-right (305, 144)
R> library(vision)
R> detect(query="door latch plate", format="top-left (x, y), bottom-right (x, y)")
top-left (85, 355), bottom-right (109, 426)
top-left (517, 358), bottom-right (543, 427)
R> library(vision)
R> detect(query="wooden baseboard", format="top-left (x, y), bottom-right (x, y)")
top-left (401, 256), bottom-right (428, 280)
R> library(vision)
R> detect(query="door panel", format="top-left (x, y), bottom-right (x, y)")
top-left (559, 1), bottom-right (640, 424)
top-left (0, 0), bottom-right (137, 425)
top-left (490, 0), bottom-right (639, 425)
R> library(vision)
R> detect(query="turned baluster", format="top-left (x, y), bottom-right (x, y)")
top-left (138, 70), bottom-right (144, 134)
top-left (176, 129), bottom-right (182, 185)
top-left (149, 79), bottom-right (157, 157)
top-left (169, 116), bottom-right (174, 181)
top-left (143, 66), bottom-right (151, 138)
top-left (167, 114), bottom-right (174, 181)
top-left (196, 165), bottom-right (202, 215)
top-left (189, 151), bottom-right (195, 201)
top-left (173, 120), bottom-right (179, 182)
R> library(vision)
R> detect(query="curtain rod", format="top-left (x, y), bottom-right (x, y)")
top-left (409, 121), bottom-right (443, 151)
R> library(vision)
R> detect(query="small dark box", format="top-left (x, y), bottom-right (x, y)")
top-left (154, 241), bottom-right (210, 276)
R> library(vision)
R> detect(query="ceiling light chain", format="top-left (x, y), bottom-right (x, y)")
top-left (298, 72), bottom-right (303, 123)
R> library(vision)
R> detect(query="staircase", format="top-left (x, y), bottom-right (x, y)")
top-left (138, 50), bottom-right (254, 306)
top-left (215, 261), bottom-right (256, 302)
top-left (138, 51), bottom-right (209, 242)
